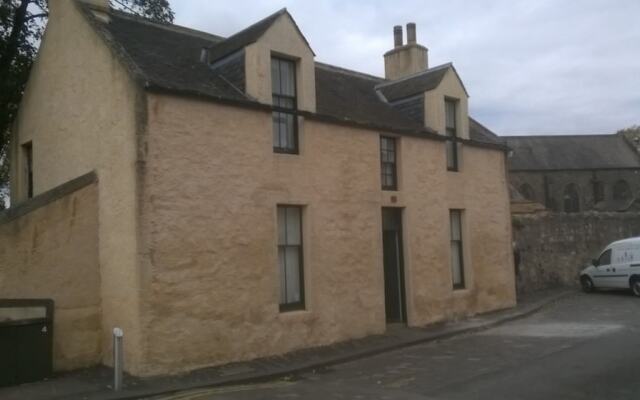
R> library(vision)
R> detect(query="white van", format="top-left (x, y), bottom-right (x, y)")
top-left (580, 237), bottom-right (640, 297)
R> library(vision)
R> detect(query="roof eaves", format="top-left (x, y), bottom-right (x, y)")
top-left (143, 83), bottom-right (443, 140)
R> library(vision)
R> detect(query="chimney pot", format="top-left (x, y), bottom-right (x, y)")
top-left (393, 25), bottom-right (403, 48)
top-left (407, 23), bottom-right (417, 44)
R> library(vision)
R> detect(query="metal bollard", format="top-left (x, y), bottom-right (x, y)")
top-left (113, 327), bottom-right (124, 391)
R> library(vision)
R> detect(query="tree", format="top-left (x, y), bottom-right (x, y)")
top-left (0, 0), bottom-right (174, 210)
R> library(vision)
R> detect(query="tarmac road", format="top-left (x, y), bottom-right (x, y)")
top-left (148, 291), bottom-right (640, 400)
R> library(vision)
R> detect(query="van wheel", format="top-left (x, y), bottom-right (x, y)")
top-left (581, 276), bottom-right (595, 293)
top-left (631, 278), bottom-right (640, 297)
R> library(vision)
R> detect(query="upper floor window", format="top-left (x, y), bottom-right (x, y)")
top-left (445, 99), bottom-right (459, 171)
top-left (380, 136), bottom-right (397, 191)
top-left (613, 179), bottom-right (631, 201)
top-left (272, 57), bottom-right (298, 154)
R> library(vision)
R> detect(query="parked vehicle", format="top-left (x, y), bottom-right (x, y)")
top-left (580, 237), bottom-right (640, 297)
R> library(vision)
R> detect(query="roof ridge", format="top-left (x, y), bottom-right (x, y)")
top-left (315, 62), bottom-right (384, 82)
top-left (107, 8), bottom-right (225, 42)
top-left (375, 62), bottom-right (452, 89)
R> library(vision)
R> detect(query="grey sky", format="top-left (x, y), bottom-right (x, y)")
top-left (173, 1), bottom-right (640, 136)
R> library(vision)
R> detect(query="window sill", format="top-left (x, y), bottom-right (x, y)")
top-left (279, 303), bottom-right (306, 313)
top-left (452, 286), bottom-right (469, 294)
top-left (278, 308), bottom-right (312, 321)
top-left (274, 149), bottom-right (299, 155)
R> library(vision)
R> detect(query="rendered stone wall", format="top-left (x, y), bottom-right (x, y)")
top-left (512, 211), bottom-right (640, 295)
top-left (10, 0), bottom-right (145, 373)
top-left (137, 94), bottom-right (515, 376)
top-left (0, 176), bottom-right (101, 371)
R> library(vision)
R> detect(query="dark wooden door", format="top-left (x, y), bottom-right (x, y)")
top-left (382, 208), bottom-right (406, 323)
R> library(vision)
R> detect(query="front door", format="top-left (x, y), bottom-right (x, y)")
top-left (381, 208), bottom-right (406, 324)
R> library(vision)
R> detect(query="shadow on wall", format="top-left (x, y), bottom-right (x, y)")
top-left (512, 211), bottom-right (640, 295)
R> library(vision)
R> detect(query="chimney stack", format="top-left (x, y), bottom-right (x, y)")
top-left (393, 25), bottom-right (403, 48)
top-left (383, 23), bottom-right (428, 80)
top-left (406, 23), bottom-right (417, 44)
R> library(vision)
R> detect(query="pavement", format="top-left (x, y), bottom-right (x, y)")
top-left (0, 289), bottom-right (574, 400)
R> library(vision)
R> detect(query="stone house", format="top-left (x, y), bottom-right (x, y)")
top-left (505, 134), bottom-right (640, 213)
top-left (1, 0), bottom-right (515, 376)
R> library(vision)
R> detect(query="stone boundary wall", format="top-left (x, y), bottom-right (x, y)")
top-left (0, 172), bottom-right (102, 370)
top-left (512, 211), bottom-right (640, 295)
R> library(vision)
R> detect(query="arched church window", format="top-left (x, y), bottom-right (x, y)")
top-left (613, 180), bottom-right (631, 201)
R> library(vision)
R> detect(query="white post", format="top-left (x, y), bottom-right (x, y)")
top-left (113, 327), bottom-right (124, 391)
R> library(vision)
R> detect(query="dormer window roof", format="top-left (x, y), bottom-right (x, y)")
top-left (204, 8), bottom-right (314, 65)
top-left (376, 63), bottom-right (469, 103)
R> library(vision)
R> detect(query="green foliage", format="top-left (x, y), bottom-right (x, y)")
top-left (617, 125), bottom-right (640, 135)
top-left (112, 0), bottom-right (174, 23)
top-left (0, 0), bottom-right (174, 208)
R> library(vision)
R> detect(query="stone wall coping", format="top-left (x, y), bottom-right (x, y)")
top-left (0, 171), bottom-right (98, 226)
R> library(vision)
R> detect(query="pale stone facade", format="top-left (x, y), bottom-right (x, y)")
top-left (0, 174), bottom-right (101, 371)
top-left (1, 0), bottom-right (516, 376)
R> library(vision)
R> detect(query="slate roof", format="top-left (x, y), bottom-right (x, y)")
top-left (469, 118), bottom-right (501, 144)
top-left (315, 63), bottom-right (424, 131)
top-left (91, 8), bottom-right (249, 101)
top-left (505, 135), bottom-right (640, 171)
top-left (78, 2), bottom-right (502, 146)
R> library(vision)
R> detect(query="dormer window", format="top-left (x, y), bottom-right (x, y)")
top-left (272, 57), bottom-right (298, 154)
top-left (445, 99), bottom-right (459, 171)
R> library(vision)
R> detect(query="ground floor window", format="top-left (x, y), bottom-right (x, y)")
top-left (277, 205), bottom-right (304, 311)
top-left (450, 210), bottom-right (465, 289)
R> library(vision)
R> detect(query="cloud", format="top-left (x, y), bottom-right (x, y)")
top-left (172, 0), bottom-right (640, 135)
